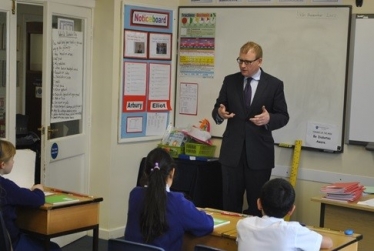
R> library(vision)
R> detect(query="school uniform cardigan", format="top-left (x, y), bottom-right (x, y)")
top-left (0, 176), bottom-right (44, 245)
top-left (124, 187), bottom-right (214, 251)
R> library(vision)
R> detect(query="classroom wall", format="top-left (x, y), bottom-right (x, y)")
top-left (91, 0), bottom-right (179, 238)
top-left (179, 0), bottom-right (374, 11)
top-left (91, 0), bottom-right (374, 238)
top-left (180, 0), bottom-right (374, 225)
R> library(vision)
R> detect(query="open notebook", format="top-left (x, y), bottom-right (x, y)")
top-left (45, 194), bottom-right (80, 206)
top-left (213, 217), bottom-right (230, 228)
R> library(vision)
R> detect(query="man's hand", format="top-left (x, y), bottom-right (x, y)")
top-left (250, 106), bottom-right (270, 126)
top-left (218, 104), bottom-right (235, 119)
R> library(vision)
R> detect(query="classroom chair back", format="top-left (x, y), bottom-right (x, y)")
top-left (194, 244), bottom-right (226, 251)
top-left (107, 238), bottom-right (165, 251)
top-left (0, 211), bottom-right (12, 251)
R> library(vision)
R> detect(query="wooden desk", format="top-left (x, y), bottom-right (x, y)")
top-left (308, 227), bottom-right (361, 251)
top-left (183, 208), bottom-right (362, 251)
top-left (16, 188), bottom-right (103, 251)
top-left (182, 209), bottom-right (241, 251)
top-left (312, 194), bottom-right (374, 251)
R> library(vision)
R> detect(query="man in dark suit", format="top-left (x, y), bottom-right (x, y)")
top-left (212, 41), bottom-right (289, 216)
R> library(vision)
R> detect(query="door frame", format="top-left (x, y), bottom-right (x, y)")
top-left (40, 1), bottom-right (93, 189)
top-left (1, 1), bottom-right (17, 142)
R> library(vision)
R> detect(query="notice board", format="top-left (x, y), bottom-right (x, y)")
top-left (119, 4), bottom-right (176, 142)
top-left (175, 6), bottom-right (351, 152)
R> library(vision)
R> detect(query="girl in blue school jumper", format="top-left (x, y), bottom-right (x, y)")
top-left (124, 148), bottom-right (214, 251)
top-left (0, 139), bottom-right (61, 251)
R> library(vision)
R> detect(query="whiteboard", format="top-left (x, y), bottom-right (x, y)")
top-left (348, 15), bottom-right (374, 144)
top-left (175, 6), bottom-right (351, 152)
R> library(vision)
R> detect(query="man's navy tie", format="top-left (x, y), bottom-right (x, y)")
top-left (244, 77), bottom-right (252, 108)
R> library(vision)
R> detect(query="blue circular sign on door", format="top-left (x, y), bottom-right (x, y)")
top-left (51, 143), bottom-right (58, 159)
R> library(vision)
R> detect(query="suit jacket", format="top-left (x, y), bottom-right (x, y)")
top-left (212, 69), bottom-right (289, 169)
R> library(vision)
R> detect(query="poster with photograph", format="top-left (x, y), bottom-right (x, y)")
top-left (123, 30), bottom-right (148, 59)
top-left (149, 32), bottom-right (172, 60)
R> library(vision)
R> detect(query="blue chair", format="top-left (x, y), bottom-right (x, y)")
top-left (107, 238), bottom-right (165, 251)
top-left (194, 244), bottom-right (226, 251)
top-left (0, 211), bottom-right (12, 251)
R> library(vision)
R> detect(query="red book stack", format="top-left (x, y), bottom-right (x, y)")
top-left (320, 182), bottom-right (364, 202)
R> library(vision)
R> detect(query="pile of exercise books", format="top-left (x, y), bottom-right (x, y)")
top-left (320, 181), bottom-right (365, 202)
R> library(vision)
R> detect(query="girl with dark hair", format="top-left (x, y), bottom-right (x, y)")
top-left (124, 148), bottom-right (213, 251)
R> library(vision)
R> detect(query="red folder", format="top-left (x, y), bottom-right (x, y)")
top-left (321, 181), bottom-right (364, 202)
top-left (321, 182), bottom-right (360, 194)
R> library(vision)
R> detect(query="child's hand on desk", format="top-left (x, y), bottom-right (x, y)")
top-left (31, 184), bottom-right (44, 191)
top-left (321, 235), bottom-right (333, 249)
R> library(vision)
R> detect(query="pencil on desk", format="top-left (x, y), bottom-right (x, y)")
top-left (203, 208), bottom-right (222, 213)
top-left (220, 211), bottom-right (245, 217)
top-left (67, 192), bottom-right (94, 199)
top-left (49, 188), bottom-right (94, 199)
top-left (204, 208), bottom-right (247, 217)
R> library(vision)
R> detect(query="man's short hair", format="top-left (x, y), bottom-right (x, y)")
top-left (260, 178), bottom-right (295, 218)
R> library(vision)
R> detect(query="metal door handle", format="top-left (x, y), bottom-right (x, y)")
top-left (38, 127), bottom-right (44, 135)
top-left (47, 126), bottom-right (58, 140)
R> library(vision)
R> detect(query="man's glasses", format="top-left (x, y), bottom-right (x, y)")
top-left (236, 57), bottom-right (259, 65)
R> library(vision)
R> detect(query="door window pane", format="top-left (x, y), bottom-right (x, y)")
top-left (50, 16), bottom-right (84, 139)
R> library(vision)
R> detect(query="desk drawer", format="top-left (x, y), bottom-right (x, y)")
top-left (17, 203), bottom-right (99, 235)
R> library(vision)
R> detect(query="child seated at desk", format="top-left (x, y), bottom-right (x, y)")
top-left (237, 178), bottom-right (333, 251)
top-left (0, 139), bottom-right (61, 251)
top-left (124, 148), bottom-right (214, 251)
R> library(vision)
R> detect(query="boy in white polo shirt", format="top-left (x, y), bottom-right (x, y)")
top-left (237, 178), bottom-right (333, 251)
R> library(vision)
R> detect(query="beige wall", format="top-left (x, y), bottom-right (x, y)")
top-left (92, 0), bottom-right (374, 238)
top-left (91, 0), bottom-right (179, 239)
